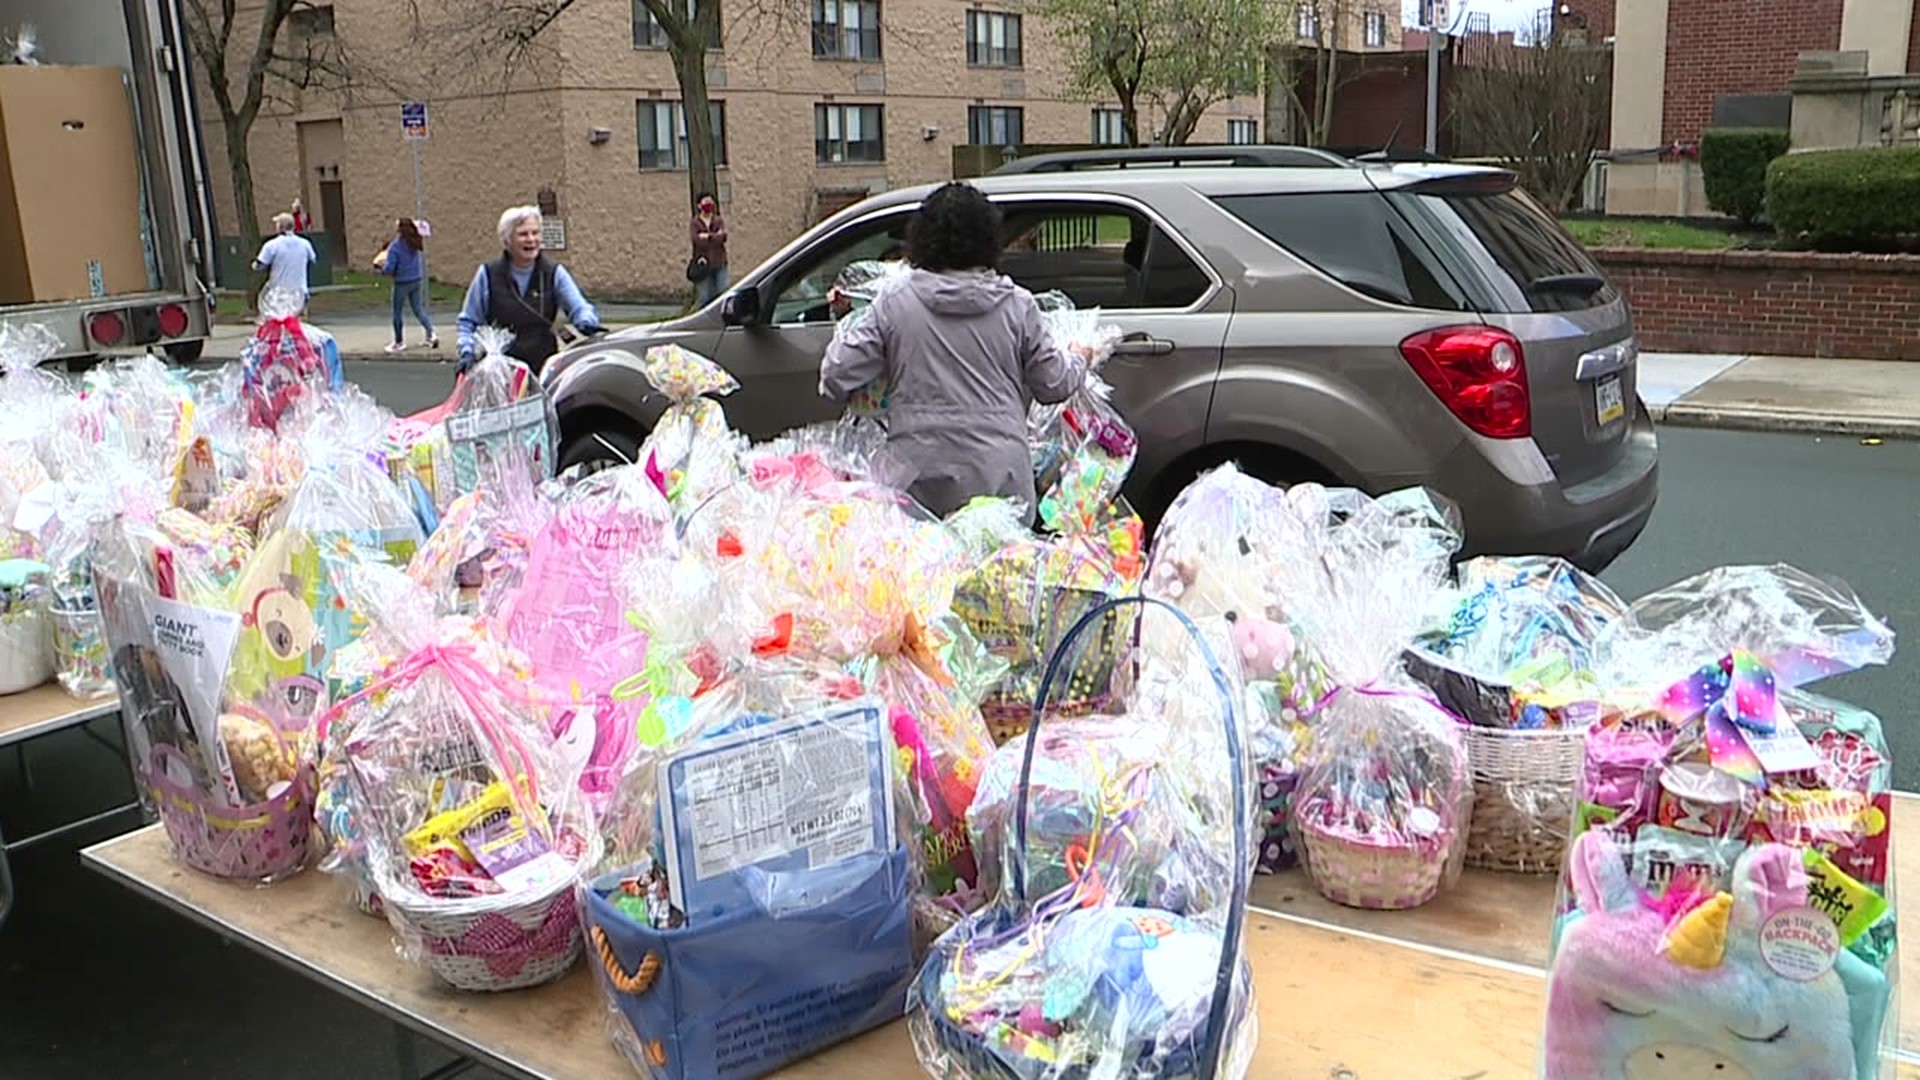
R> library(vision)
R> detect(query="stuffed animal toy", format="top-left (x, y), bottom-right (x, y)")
top-left (1545, 829), bottom-right (1860, 1080)
top-left (1227, 613), bottom-right (1292, 680)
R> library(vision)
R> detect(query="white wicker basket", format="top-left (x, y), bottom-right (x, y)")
top-left (379, 832), bottom-right (601, 992)
top-left (1462, 726), bottom-right (1585, 874)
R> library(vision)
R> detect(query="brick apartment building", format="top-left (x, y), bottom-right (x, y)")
top-left (212, 0), bottom-right (1395, 298)
top-left (1559, 0), bottom-right (1920, 215)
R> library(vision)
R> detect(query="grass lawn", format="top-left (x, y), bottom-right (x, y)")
top-left (1562, 217), bottom-right (1745, 251)
top-left (215, 269), bottom-right (468, 324)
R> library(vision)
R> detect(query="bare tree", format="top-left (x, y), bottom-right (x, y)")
top-left (1448, 33), bottom-right (1610, 212)
top-left (1041, 0), bottom-right (1283, 146)
top-left (182, 0), bottom-right (358, 259)
top-left (1267, 1), bottom-right (1392, 147)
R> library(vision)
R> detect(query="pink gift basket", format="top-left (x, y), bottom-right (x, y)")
top-left (145, 743), bottom-right (316, 880)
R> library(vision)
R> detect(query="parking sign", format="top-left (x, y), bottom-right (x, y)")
top-left (401, 102), bottom-right (429, 141)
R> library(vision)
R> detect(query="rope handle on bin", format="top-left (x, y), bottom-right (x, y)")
top-left (591, 925), bottom-right (663, 994)
top-left (1016, 595), bottom-right (1249, 1080)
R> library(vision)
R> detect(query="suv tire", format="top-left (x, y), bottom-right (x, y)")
top-left (559, 428), bottom-right (644, 476)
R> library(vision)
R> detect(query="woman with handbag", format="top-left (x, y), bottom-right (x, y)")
top-left (688, 191), bottom-right (729, 308)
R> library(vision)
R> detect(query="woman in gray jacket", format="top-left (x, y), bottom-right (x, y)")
top-left (820, 182), bottom-right (1085, 520)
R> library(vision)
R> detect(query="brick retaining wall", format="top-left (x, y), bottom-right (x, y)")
top-left (1591, 248), bottom-right (1920, 361)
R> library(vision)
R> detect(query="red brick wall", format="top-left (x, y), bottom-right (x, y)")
top-left (1909, 0), bottom-right (1920, 73)
top-left (1661, 0), bottom-right (1841, 144)
top-left (1594, 248), bottom-right (1920, 360)
top-left (1560, 0), bottom-right (1615, 41)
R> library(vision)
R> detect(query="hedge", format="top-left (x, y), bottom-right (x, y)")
top-left (1700, 128), bottom-right (1789, 224)
top-left (1767, 146), bottom-right (1920, 248)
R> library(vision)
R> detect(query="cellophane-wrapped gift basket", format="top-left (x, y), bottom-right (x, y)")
top-left (1542, 564), bottom-right (1900, 1080)
top-left (1405, 556), bottom-right (1636, 873)
top-left (908, 597), bottom-right (1259, 1080)
top-left (1277, 483), bottom-right (1475, 910)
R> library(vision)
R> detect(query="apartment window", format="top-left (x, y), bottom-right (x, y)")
top-left (966, 10), bottom-right (1022, 68)
top-left (1297, 6), bottom-right (1319, 40)
top-left (633, 0), bottom-right (718, 49)
top-left (1228, 118), bottom-right (1257, 145)
top-left (637, 101), bottom-right (729, 170)
top-left (1364, 10), bottom-right (1387, 47)
top-left (813, 0), bottom-right (883, 60)
top-left (968, 105), bottom-right (1024, 146)
top-left (816, 103), bottom-right (886, 163)
top-left (1092, 108), bottom-right (1127, 146)
top-left (288, 4), bottom-right (335, 38)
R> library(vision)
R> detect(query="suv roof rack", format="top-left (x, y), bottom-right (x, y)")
top-left (988, 145), bottom-right (1354, 175)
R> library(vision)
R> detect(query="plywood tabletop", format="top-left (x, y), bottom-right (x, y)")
top-left (80, 823), bottom-right (1599, 1080)
top-left (0, 681), bottom-right (117, 747)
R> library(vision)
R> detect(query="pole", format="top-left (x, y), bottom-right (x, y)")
top-left (411, 140), bottom-right (428, 280)
top-left (1425, 22), bottom-right (1441, 154)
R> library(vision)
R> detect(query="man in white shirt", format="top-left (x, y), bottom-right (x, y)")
top-left (252, 212), bottom-right (316, 309)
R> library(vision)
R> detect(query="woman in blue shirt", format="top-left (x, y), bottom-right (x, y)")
top-left (375, 218), bottom-right (438, 353)
top-left (455, 206), bottom-right (602, 375)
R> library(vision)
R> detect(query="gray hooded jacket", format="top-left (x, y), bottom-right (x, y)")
top-left (820, 267), bottom-right (1083, 519)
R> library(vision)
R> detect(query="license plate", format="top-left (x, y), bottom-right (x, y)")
top-left (1595, 374), bottom-right (1625, 425)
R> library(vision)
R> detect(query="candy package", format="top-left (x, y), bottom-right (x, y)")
top-left (317, 561), bottom-right (593, 991)
top-left (1278, 484), bottom-right (1474, 909)
top-left (910, 599), bottom-right (1258, 1080)
top-left (1543, 564), bottom-right (1899, 1079)
top-left (634, 344), bottom-right (744, 516)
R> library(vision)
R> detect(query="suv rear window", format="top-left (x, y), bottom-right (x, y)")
top-left (1212, 192), bottom-right (1472, 311)
top-left (1387, 187), bottom-right (1619, 314)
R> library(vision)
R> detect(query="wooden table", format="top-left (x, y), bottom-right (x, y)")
top-left (82, 822), bottom-right (1920, 1079)
top-left (0, 681), bottom-right (130, 928)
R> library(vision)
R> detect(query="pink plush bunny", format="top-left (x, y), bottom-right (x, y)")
top-left (1545, 829), bottom-right (1857, 1080)
top-left (1229, 613), bottom-right (1294, 681)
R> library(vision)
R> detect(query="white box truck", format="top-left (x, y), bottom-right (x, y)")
top-left (0, 0), bottom-right (214, 364)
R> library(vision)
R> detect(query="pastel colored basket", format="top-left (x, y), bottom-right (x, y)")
top-left (1461, 726), bottom-right (1585, 874)
top-left (1296, 822), bottom-right (1452, 910)
top-left (379, 832), bottom-right (599, 993)
top-left (145, 744), bottom-right (315, 882)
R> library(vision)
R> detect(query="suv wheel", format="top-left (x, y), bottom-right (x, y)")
top-left (1139, 444), bottom-right (1338, 534)
top-left (559, 429), bottom-right (644, 476)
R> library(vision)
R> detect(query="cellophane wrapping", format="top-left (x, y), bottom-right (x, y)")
top-left (909, 601), bottom-right (1258, 1080)
top-left (0, 323), bottom-right (65, 561)
top-left (1275, 483), bottom-right (1475, 910)
top-left (831, 258), bottom-right (911, 421)
top-left (1029, 305), bottom-right (1128, 535)
top-left (317, 560), bottom-right (595, 989)
top-left (241, 288), bottom-right (342, 432)
top-left (1542, 564), bottom-right (1899, 1080)
top-left (634, 344), bottom-right (745, 516)
top-left (1405, 556), bottom-right (1637, 873)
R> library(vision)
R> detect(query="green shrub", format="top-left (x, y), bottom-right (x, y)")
top-left (1699, 128), bottom-right (1790, 224)
top-left (1766, 146), bottom-right (1920, 248)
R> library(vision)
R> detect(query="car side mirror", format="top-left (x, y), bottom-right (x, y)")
top-left (721, 287), bottom-right (761, 327)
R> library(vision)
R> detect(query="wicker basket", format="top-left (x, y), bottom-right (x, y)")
top-left (380, 833), bottom-right (600, 992)
top-left (1297, 823), bottom-right (1452, 910)
top-left (1461, 725), bottom-right (1586, 874)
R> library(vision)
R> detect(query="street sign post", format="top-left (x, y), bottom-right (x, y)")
top-left (401, 103), bottom-right (430, 279)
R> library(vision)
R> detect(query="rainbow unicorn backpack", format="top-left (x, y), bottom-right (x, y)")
top-left (1544, 828), bottom-right (1889, 1080)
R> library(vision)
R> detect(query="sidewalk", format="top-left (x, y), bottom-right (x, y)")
top-left (1640, 353), bottom-right (1920, 438)
top-left (204, 302), bottom-right (682, 363)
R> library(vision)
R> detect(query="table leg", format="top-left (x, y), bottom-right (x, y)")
top-left (393, 1025), bottom-right (475, 1080)
top-left (0, 816), bottom-right (14, 930)
top-left (13, 743), bottom-right (31, 794)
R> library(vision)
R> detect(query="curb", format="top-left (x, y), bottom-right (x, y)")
top-left (1653, 401), bottom-right (1920, 440)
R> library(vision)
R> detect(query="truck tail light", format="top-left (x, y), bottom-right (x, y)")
top-left (87, 311), bottom-right (127, 348)
top-left (1399, 326), bottom-right (1531, 440)
top-left (157, 303), bottom-right (190, 338)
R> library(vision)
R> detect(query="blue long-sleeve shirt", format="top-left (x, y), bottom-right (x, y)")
top-left (380, 239), bottom-right (425, 284)
top-left (456, 262), bottom-right (601, 362)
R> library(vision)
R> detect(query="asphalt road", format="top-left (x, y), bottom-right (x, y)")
top-left (2, 364), bottom-right (1917, 1078)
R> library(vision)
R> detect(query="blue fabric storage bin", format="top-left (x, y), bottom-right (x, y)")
top-left (585, 846), bottom-right (914, 1080)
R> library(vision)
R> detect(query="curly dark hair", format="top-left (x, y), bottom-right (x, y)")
top-left (907, 182), bottom-right (1003, 272)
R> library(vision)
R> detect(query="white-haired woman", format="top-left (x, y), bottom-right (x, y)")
top-left (454, 205), bottom-right (602, 374)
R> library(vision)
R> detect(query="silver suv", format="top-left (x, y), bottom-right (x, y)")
top-left (545, 150), bottom-right (1657, 571)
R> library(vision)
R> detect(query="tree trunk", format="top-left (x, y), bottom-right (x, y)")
top-left (1316, 44), bottom-right (1338, 145)
top-left (1119, 84), bottom-right (1140, 145)
top-left (668, 0), bottom-right (720, 228)
top-left (221, 112), bottom-right (264, 308)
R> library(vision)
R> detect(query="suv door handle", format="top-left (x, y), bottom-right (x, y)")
top-left (1109, 334), bottom-right (1173, 357)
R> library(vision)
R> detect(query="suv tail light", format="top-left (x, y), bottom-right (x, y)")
top-left (1400, 326), bottom-right (1531, 439)
top-left (157, 302), bottom-right (190, 338)
top-left (87, 311), bottom-right (127, 348)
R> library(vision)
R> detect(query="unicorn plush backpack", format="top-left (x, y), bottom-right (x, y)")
top-left (1544, 828), bottom-right (1888, 1080)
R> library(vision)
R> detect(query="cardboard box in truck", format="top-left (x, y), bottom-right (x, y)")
top-left (0, 65), bottom-right (148, 304)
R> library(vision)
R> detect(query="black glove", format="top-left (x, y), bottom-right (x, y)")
top-left (455, 353), bottom-right (475, 374)
top-left (576, 324), bottom-right (605, 338)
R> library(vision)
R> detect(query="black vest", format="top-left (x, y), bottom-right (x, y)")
top-left (484, 254), bottom-right (560, 371)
